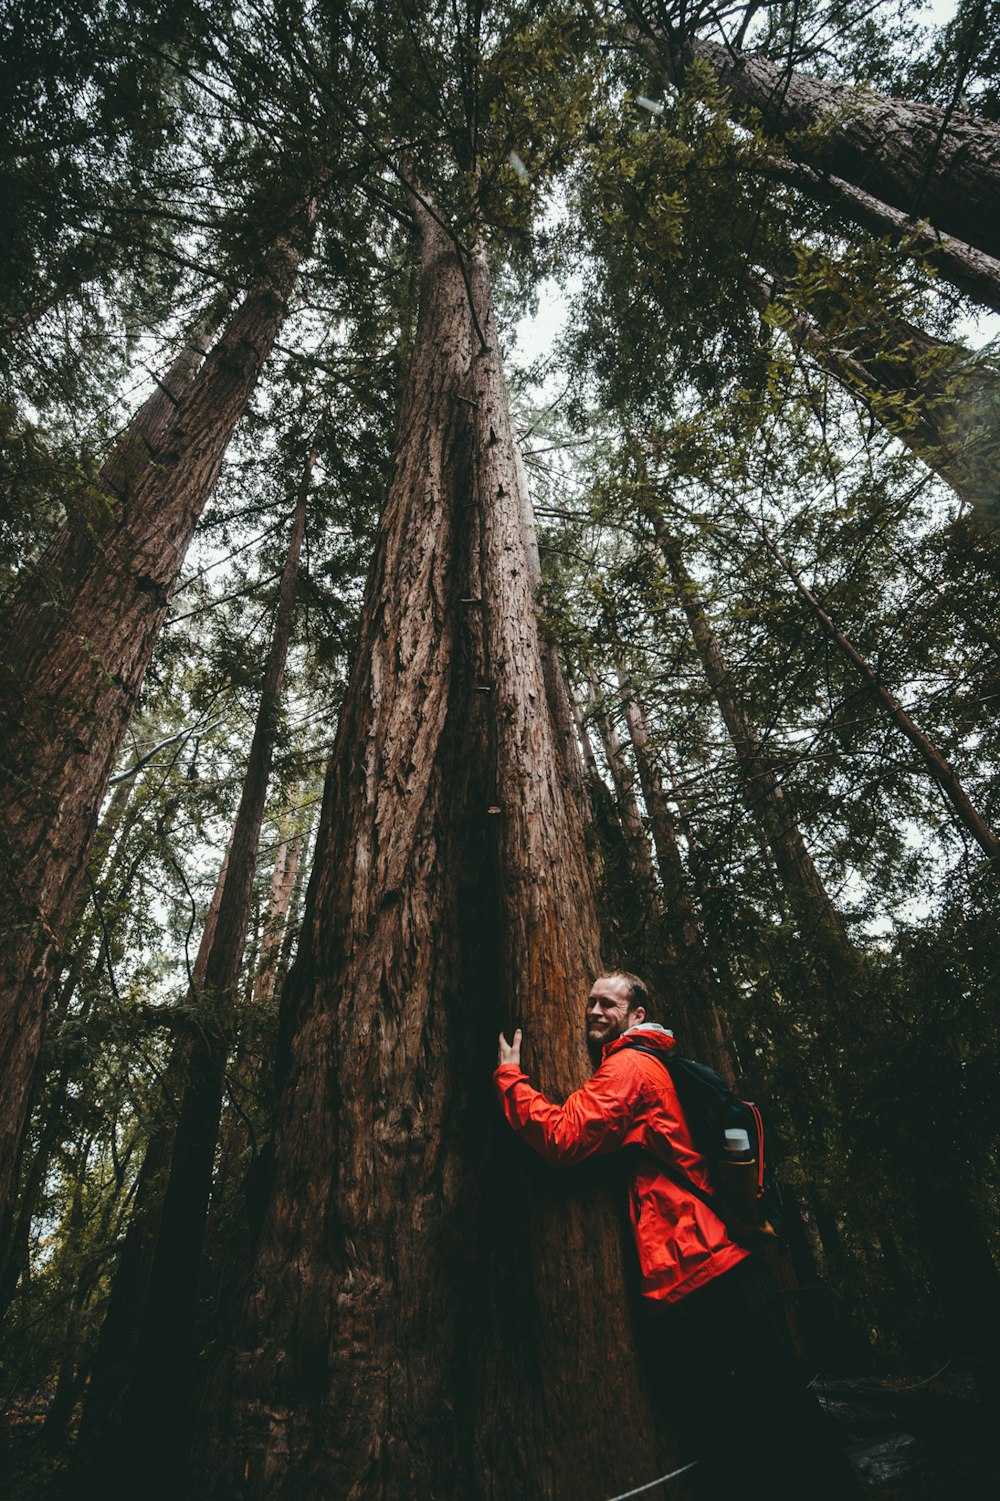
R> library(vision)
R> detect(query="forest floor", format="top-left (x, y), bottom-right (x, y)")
top-left (815, 1366), bottom-right (999, 1499)
top-left (1, 1367), bottom-right (996, 1498)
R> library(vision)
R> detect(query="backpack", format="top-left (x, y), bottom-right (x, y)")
top-left (622, 1040), bottom-right (781, 1248)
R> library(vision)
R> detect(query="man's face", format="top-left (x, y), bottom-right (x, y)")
top-left (585, 975), bottom-right (644, 1058)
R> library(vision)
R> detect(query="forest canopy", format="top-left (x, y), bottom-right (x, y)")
top-left (1, 1), bottom-right (999, 1497)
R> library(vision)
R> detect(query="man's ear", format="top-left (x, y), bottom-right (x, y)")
top-left (630, 1006), bottom-right (646, 1027)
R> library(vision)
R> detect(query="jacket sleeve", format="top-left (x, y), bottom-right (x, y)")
top-left (493, 1056), bottom-right (643, 1165)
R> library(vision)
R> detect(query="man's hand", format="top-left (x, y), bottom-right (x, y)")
top-left (498, 1028), bottom-right (522, 1068)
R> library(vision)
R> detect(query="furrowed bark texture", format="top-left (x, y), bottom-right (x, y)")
top-left (466, 248), bottom-right (661, 1497)
top-left (201, 205), bottom-right (662, 1501)
top-left (0, 229), bottom-right (305, 1226)
top-left (681, 38), bottom-right (1000, 262)
top-left (0, 775), bottom-right (134, 1313)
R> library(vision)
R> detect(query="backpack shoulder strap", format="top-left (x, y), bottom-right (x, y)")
top-left (616, 1041), bottom-right (723, 1214)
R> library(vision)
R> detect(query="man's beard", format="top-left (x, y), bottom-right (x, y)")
top-left (586, 1020), bottom-right (623, 1066)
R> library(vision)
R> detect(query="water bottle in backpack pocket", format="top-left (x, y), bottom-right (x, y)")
top-left (623, 1040), bottom-right (781, 1247)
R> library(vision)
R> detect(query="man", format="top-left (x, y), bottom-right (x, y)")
top-left (495, 972), bottom-right (863, 1500)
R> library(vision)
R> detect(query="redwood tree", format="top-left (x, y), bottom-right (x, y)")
top-left (653, 32), bottom-right (1000, 262)
top-left (199, 197), bottom-right (664, 1501)
top-left (648, 506), bottom-right (854, 965)
top-left (0, 218), bottom-right (310, 1229)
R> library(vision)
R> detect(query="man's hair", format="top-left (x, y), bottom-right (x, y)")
top-left (603, 970), bottom-right (654, 1017)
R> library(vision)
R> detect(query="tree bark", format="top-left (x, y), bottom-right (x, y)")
top-left (617, 679), bottom-right (732, 1081)
top-left (518, 454), bottom-right (589, 802)
top-left (206, 814), bottom-right (306, 1255)
top-left (198, 199), bottom-right (662, 1501)
top-left (251, 821), bottom-right (302, 1010)
top-left (672, 36), bottom-right (1000, 262)
top-left (756, 156), bottom-right (1000, 314)
top-left (584, 675), bottom-right (663, 910)
top-left (749, 268), bottom-right (1000, 520)
top-left (0, 220), bottom-right (309, 1231)
top-left (567, 687), bottom-right (594, 773)
top-left (0, 773), bottom-right (137, 1318)
top-left (71, 832), bottom-right (234, 1474)
top-left (96, 428), bottom-right (317, 1488)
top-left (755, 521), bottom-right (1000, 861)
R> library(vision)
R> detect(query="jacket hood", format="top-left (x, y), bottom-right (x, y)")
top-left (605, 1022), bottom-right (676, 1061)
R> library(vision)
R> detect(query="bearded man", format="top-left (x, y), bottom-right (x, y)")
top-left (494, 971), bottom-right (862, 1500)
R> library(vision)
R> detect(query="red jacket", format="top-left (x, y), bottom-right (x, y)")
top-left (494, 1024), bottom-right (749, 1305)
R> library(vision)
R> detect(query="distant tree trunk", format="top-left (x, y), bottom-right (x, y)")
top-left (209, 806), bottom-right (307, 1249)
top-left (756, 521), bottom-right (1000, 861)
top-left (251, 819), bottom-right (303, 1010)
top-left (585, 675), bottom-right (662, 909)
top-left (617, 678), bottom-right (732, 1080)
top-left (518, 457), bottom-right (589, 799)
top-left (575, 674), bottom-right (671, 988)
top-left (0, 219), bottom-right (310, 1230)
top-left (756, 156), bottom-right (1000, 313)
top-left (649, 506), bottom-right (854, 966)
top-left (92, 430), bottom-right (317, 1490)
top-left (198, 198), bottom-right (662, 1501)
top-left (71, 831), bottom-right (234, 1475)
top-left (0, 773), bottom-right (138, 1318)
top-left (749, 269), bottom-right (1000, 519)
top-left (274, 798), bottom-right (315, 992)
top-left (656, 736), bottom-right (749, 1030)
top-left (0, 1090), bottom-right (64, 1328)
top-left (569, 678), bottom-right (609, 787)
top-left (663, 35), bottom-right (1000, 261)
top-left (38, 1163), bottom-right (91, 1449)
top-left (563, 670), bottom-right (646, 964)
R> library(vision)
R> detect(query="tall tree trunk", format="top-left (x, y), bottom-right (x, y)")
top-left (71, 833), bottom-right (234, 1473)
top-left (568, 680), bottom-right (601, 777)
top-left (206, 821), bottom-right (302, 1222)
top-left (97, 429), bottom-right (316, 1489)
top-left (274, 795), bottom-right (315, 996)
top-left (198, 198), bottom-right (662, 1501)
top-left (756, 156), bottom-right (1000, 313)
top-left (38, 1160), bottom-right (91, 1448)
top-left (565, 675), bottom-right (645, 964)
top-left (0, 774), bottom-right (137, 1318)
top-left (649, 506), bottom-right (854, 965)
top-left (749, 269), bottom-right (1000, 520)
top-left (755, 520), bottom-right (1000, 861)
top-left (617, 678), bottom-right (732, 1081)
top-left (584, 675), bottom-right (662, 910)
top-left (518, 455), bottom-right (589, 800)
top-left (0, 219), bottom-right (309, 1231)
top-left (469, 236), bottom-right (661, 1494)
top-left (251, 819), bottom-right (303, 1010)
top-left (661, 35), bottom-right (1000, 261)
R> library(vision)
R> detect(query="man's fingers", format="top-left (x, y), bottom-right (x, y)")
top-left (497, 1028), bottom-right (524, 1065)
